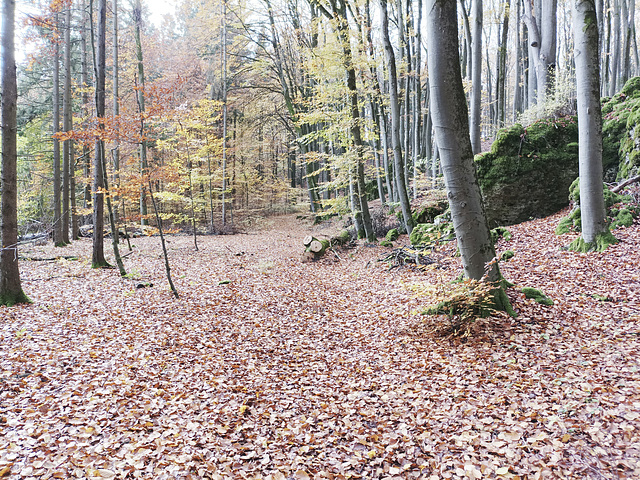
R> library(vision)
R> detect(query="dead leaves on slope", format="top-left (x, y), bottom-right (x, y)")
top-left (0, 213), bottom-right (639, 479)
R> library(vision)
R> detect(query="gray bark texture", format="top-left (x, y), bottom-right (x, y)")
top-left (426, 0), bottom-right (499, 282)
top-left (380, 0), bottom-right (414, 234)
top-left (573, 0), bottom-right (608, 243)
top-left (1, 0), bottom-right (29, 305)
top-left (469, 0), bottom-right (482, 153)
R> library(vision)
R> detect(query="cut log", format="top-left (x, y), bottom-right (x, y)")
top-left (303, 235), bottom-right (314, 247)
top-left (309, 239), bottom-right (330, 255)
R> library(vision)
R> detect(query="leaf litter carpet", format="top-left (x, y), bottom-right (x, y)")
top-left (1, 211), bottom-right (639, 479)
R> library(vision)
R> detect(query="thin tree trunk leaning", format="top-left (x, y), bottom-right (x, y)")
top-left (380, 0), bottom-right (414, 235)
top-left (426, 0), bottom-right (511, 312)
top-left (0, 0), bottom-right (30, 306)
top-left (100, 140), bottom-right (127, 277)
top-left (148, 180), bottom-right (179, 298)
top-left (91, 0), bottom-right (109, 268)
top-left (571, 0), bottom-right (616, 251)
top-left (469, 0), bottom-right (482, 153)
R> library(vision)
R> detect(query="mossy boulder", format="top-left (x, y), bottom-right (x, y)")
top-left (556, 178), bottom-right (638, 233)
top-left (411, 201), bottom-right (449, 225)
top-left (385, 228), bottom-right (400, 242)
top-left (521, 287), bottom-right (553, 306)
top-left (491, 227), bottom-right (512, 243)
top-left (477, 76), bottom-right (640, 227)
top-left (602, 76), bottom-right (640, 180)
top-left (409, 222), bottom-right (455, 248)
top-left (476, 117), bottom-right (580, 226)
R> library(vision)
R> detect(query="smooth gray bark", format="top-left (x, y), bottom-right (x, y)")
top-left (609, 0), bottom-right (620, 95)
top-left (573, 0), bottom-right (608, 243)
top-left (380, 0), bottom-right (414, 234)
top-left (134, 0), bottom-right (148, 226)
top-left (427, 0), bottom-right (499, 282)
top-left (469, 0), bottom-right (482, 153)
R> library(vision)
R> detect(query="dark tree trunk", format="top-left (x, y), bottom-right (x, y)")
top-left (0, 0), bottom-right (29, 305)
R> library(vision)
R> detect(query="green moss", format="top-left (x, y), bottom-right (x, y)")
top-left (409, 222), bottom-right (455, 247)
top-left (521, 287), bottom-right (554, 306)
top-left (380, 240), bottom-right (393, 247)
top-left (500, 250), bottom-right (515, 261)
top-left (621, 76), bottom-right (640, 97)
top-left (385, 228), bottom-right (400, 242)
top-left (568, 230), bottom-right (618, 252)
top-left (0, 290), bottom-right (32, 307)
top-left (611, 208), bottom-right (634, 228)
top-left (477, 117), bottom-right (580, 226)
top-left (491, 227), bottom-right (512, 243)
top-left (411, 201), bottom-right (449, 225)
top-left (555, 215), bottom-right (574, 235)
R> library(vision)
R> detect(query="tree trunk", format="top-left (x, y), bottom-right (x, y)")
top-left (221, 0), bottom-right (229, 226)
top-left (572, 0), bottom-right (613, 250)
top-left (523, 0), bottom-right (558, 107)
top-left (134, 0), bottom-right (148, 226)
top-left (609, 0), bottom-right (620, 95)
top-left (91, 0), bottom-right (109, 268)
top-left (0, 0), bottom-right (29, 305)
top-left (426, 0), bottom-right (500, 284)
top-left (469, 0), bottom-right (482, 153)
top-left (622, 0), bottom-right (634, 84)
top-left (62, 5), bottom-right (72, 245)
top-left (112, 0), bottom-right (121, 232)
top-left (81, 0), bottom-right (92, 216)
top-left (53, 12), bottom-right (63, 246)
top-left (496, 0), bottom-right (510, 129)
top-left (380, 0), bottom-right (414, 234)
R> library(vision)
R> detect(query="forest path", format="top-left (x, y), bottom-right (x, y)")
top-left (1, 212), bottom-right (639, 479)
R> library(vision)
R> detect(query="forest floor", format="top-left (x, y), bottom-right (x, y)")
top-left (1, 209), bottom-right (639, 480)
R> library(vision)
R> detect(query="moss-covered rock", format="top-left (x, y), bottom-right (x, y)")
top-left (385, 228), bottom-right (400, 242)
top-left (380, 240), bottom-right (393, 247)
top-left (491, 227), bottom-right (512, 243)
top-left (476, 117), bottom-right (580, 226)
top-left (521, 287), bottom-right (554, 306)
top-left (477, 76), bottom-right (640, 227)
top-left (556, 179), bottom-right (637, 233)
top-left (411, 201), bottom-right (449, 225)
top-left (602, 77), bottom-right (640, 180)
top-left (500, 250), bottom-right (515, 261)
top-left (409, 222), bottom-right (455, 248)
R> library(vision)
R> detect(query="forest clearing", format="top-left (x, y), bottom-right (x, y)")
top-left (1, 210), bottom-right (639, 479)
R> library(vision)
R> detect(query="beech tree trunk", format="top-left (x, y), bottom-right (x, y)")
top-left (380, 0), bottom-right (414, 234)
top-left (609, 0), bottom-right (620, 95)
top-left (426, 0), bottom-right (499, 283)
top-left (0, 0), bottom-right (29, 305)
top-left (469, 0), bottom-right (482, 153)
top-left (573, 0), bottom-right (610, 245)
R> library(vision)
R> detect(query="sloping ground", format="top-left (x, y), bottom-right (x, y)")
top-left (1, 213), bottom-right (639, 479)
